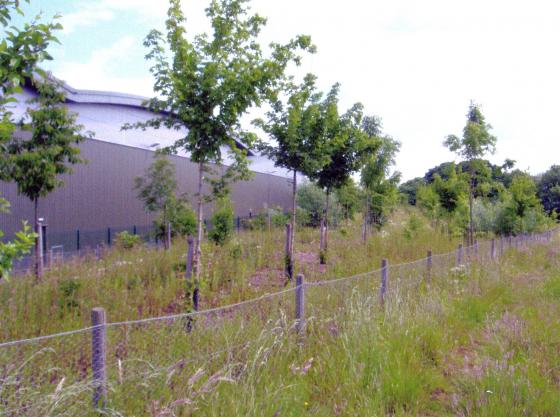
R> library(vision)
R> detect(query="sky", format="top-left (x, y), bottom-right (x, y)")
top-left (12, 0), bottom-right (560, 181)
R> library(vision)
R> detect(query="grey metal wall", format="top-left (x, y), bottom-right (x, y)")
top-left (0, 138), bottom-right (292, 240)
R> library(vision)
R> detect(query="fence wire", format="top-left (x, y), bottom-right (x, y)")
top-left (0, 229), bottom-right (557, 415)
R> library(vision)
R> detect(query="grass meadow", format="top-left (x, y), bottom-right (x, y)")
top-left (1, 210), bottom-right (559, 416)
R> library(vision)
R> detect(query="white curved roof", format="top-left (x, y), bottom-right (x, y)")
top-left (9, 77), bottom-right (292, 178)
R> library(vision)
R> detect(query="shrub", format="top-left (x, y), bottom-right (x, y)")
top-left (209, 198), bottom-right (235, 245)
top-left (297, 183), bottom-right (342, 227)
top-left (115, 231), bottom-right (142, 250)
top-left (58, 279), bottom-right (81, 312)
top-left (403, 214), bottom-right (424, 240)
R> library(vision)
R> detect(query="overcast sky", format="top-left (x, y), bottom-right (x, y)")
top-left (16, 0), bottom-right (560, 181)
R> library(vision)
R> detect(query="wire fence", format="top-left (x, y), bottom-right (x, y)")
top-left (8, 212), bottom-right (295, 277)
top-left (0, 229), bottom-right (557, 415)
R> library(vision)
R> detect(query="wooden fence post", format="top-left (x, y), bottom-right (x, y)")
top-left (491, 238), bottom-right (496, 260)
top-left (474, 239), bottom-right (479, 258)
top-left (500, 237), bottom-right (504, 257)
top-left (91, 308), bottom-right (107, 409)
top-left (456, 244), bottom-right (463, 266)
top-left (426, 250), bottom-right (432, 283)
top-left (295, 274), bottom-right (305, 337)
top-left (285, 223), bottom-right (293, 281)
top-left (380, 259), bottom-right (388, 306)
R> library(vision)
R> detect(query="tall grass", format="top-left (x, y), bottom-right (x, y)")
top-left (1, 211), bottom-right (558, 416)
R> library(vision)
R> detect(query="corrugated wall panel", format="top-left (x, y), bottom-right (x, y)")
top-left (0, 139), bottom-right (292, 241)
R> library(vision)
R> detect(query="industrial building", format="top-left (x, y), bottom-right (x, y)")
top-left (0, 78), bottom-right (292, 251)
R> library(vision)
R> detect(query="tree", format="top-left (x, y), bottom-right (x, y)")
top-left (444, 102), bottom-right (497, 245)
top-left (134, 152), bottom-right (178, 249)
top-left (360, 132), bottom-right (401, 239)
top-left (126, 0), bottom-right (314, 285)
top-left (310, 90), bottom-right (379, 256)
top-left (3, 79), bottom-right (89, 280)
top-left (537, 165), bottom-right (560, 217)
top-left (399, 177), bottom-right (425, 205)
top-left (0, 1), bottom-right (61, 279)
top-left (256, 74), bottom-right (330, 280)
top-left (335, 180), bottom-right (362, 220)
top-left (496, 173), bottom-right (549, 235)
top-left (1, 1), bottom-right (61, 148)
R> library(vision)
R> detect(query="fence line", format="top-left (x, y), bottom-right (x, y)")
top-left (1, 230), bottom-right (556, 349)
top-left (0, 229), bottom-right (557, 414)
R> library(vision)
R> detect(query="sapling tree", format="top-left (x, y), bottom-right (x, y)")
top-left (1, 2), bottom-right (63, 280)
top-left (255, 74), bottom-right (330, 280)
top-left (134, 152), bottom-right (178, 249)
top-left (444, 102), bottom-right (497, 245)
top-left (4, 80), bottom-right (89, 280)
top-left (360, 134), bottom-right (401, 240)
top-left (125, 0), bottom-right (314, 289)
top-left (310, 92), bottom-right (379, 260)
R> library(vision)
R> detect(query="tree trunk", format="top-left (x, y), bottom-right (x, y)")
top-left (362, 194), bottom-right (368, 244)
top-left (162, 203), bottom-right (169, 250)
top-left (469, 177), bottom-right (474, 247)
top-left (34, 198), bottom-right (43, 282)
top-left (192, 161), bottom-right (204, 309)
top-left (325, 190), bottom-right (330, 251)
top-left (288, 170), bottom-right (297, 280)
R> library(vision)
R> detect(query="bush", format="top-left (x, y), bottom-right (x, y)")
top-left (154, 200), bottom-right (197, 240)
top-left (403, 214), bottom-right (424, 240)
top-left (209, 198), bottom-right (235, 245)
top-left (297, 183), bottom-right (342, 227)
top-left (115, 231), bottom-right (142, 250)
top-left (171, 200), bottom-right (197, 237)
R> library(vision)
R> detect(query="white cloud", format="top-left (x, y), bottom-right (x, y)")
top-left (60, 0), bottom-right (169, 34)
top-left (51, 0), bottom-right (560, 180)
top-left (48, 36), bottom-right (154, 97)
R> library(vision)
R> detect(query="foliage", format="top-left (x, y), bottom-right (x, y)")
top-left (416, 184), bottom-right (440, 221)
top-left (403, 213), bottom-right (424, 240)
top-left (0, 212), bottom-right (35, 281)
top-left (444, 103), bottom-right (497, 161)
top-left (256, 74), bottom-right (330, 183)
top-left (115, 231), bottom-right (143, 250)
top-left (416, 165), bottom-right (469, 236)
top-left (127, 0), bottom-right (314, 277)
top-left (335, 180), bottom-right (362, 220)
top-left (399, 177), bottom-right (425, 205)
top-left (297, 183), bottom-right (342, 227)
top-left (134, 152), bottom-right (177, 215)
top-left (431, 165), bottom-right (468, 214)
top-left (310, 87), bottom-right (379, 200)
top-left (0, 1), bottom-right (60, 281)
top-left (471, 174), bottom-right (551, 236)
top-left (537, 165), bottom-right (560, 216)
top-left (361, 134), bottom-right (401, 227)
top-left (444, 102), bottom-right (497, 243)
top-left (168, 199), bottom-right (197, 237)
top-left (255, 73), bottom-right (333, 278)
top-left (0, 0), bottom-right (61, 147)
top-left (209, 198), bottom-right (235, 245)
top-left (3, 79), bottom-right (88, 202)
top-left (495, 174), bottom-right (550, 235)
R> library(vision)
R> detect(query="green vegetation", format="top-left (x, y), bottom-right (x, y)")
top-left (208, 197), bottom-right (235, 246)
top-left (124, 0), bottom-right (315, 284)
top-left (1, 213), bottom-right (558, 416)
top-left (0, 0), bottom-right (62, 281)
